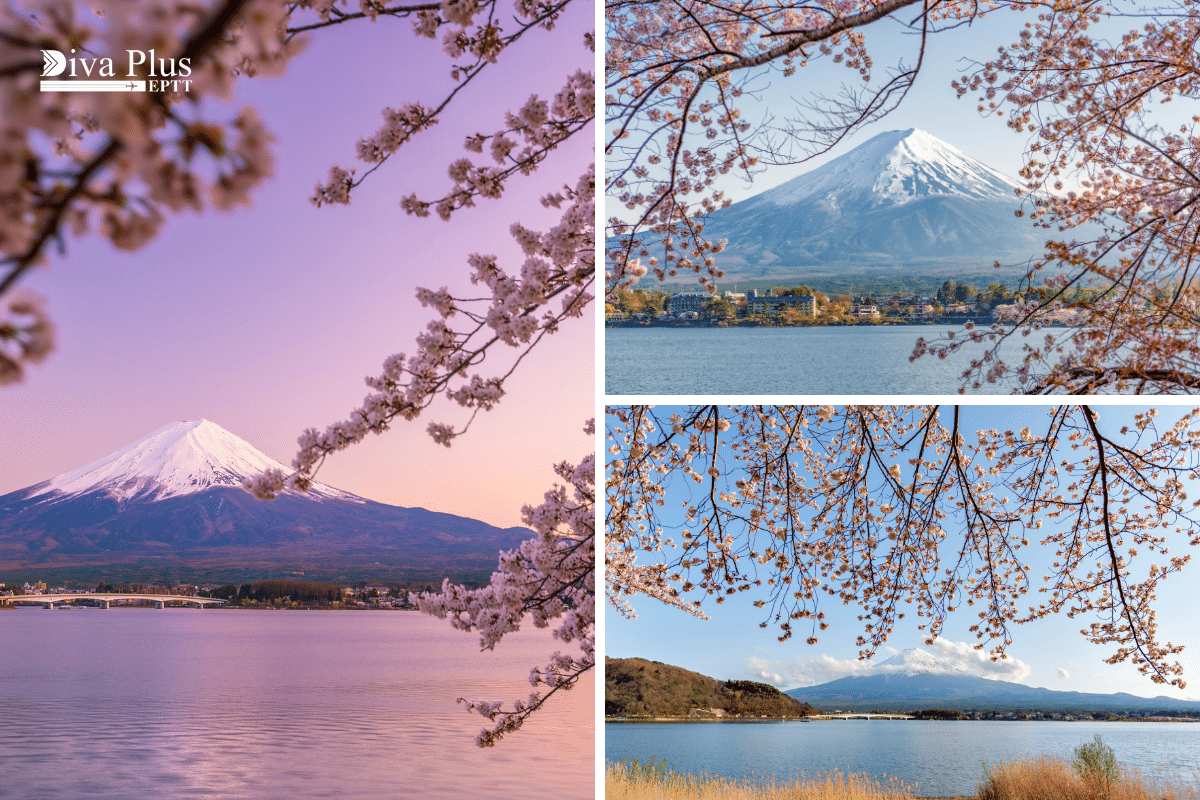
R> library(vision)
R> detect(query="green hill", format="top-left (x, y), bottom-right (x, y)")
top-left (606, 657), bottom-right (818, 718)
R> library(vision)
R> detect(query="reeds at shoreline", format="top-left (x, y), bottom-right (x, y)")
top-left (979, 756), bottom-right (1197, 800)
top-left (606, 763), bottom-right (919, 800)
top-left (606, 756), bottom-right (1200, 800)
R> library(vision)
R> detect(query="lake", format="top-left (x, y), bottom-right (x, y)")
top-left (606, 719), bottom-right (1200, 796)
top-left (0, 608), bottom-right (593, 799)
top-left (605, 326), bottom-right (1031, 395)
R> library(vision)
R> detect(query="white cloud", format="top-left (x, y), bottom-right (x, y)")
top-left (925, 639), bottom-right (1032, 682)
top-left (743, 660), bottom-right (787, 686)
top-left (745, 640), bottom-right (1032, 688)
top-left (1056, 667), bottom-right (1071, 679)
top-left (745, 654), bottom-right (874, 687)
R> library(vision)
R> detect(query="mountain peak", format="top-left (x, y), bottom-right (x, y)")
top-left (25, 419), bottom-right (352, 504)
top-left (875, 647), bottom-right (972, 676)
top-left (754, 128), bottom-right (1024, 209)
top-left (0, 424), bottom-right (531, 581)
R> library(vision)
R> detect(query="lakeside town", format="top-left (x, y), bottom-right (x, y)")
top-left (605, 280), bottom-right (1093, 327)
top-left (608, 709), bottom-right (1200, 722)
top-left (0, 579), bottom-right (434, 609)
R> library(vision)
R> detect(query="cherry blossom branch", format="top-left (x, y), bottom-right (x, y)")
top-left (415, 441), bottom-right (594, 746)
top-left (0, 0), bottom-right (257, 294)
top-left (0, 289), bottom-right (54, 385)
top-left (908, 0), bottom-right (1200, 393)
top-left (0, 0), bottom-right (304, 390)
top-left (605, 0), bottom-right (962, 293)
top-left (313, 61), bottom-right (592, 216)
top-left (284, 1), bottom-right (442, 36)
top-left (607, 405), bottom-right (1198, 687)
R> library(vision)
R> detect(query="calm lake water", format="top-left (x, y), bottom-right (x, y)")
top-left (606, 326), bottom-right (1029, 395)
top-left (606, 720), bottom-right (1200, 796)
top-left (0, 608), bottom-right (593, 799)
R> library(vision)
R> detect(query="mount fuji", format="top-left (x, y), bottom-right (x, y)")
top-left (697, 128), bottom-right (1051, 277)
top-left (784, 648), bottom-right (1200, 713)
top-left (0, 420), bottom-right (530, 583)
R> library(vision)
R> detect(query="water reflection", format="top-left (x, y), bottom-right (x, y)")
top-left (607, 719), bottom-right (1200, 797)
top-left (0, 608), bottom-right (593, 799)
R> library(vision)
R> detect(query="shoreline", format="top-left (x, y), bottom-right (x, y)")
top-left (604, 319), bottom-right (1077, 329)
top-left (606, 716), bottom-right (1200, 724)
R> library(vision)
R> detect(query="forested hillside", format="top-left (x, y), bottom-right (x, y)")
top-left (606, 657), bottom-right (818, 718)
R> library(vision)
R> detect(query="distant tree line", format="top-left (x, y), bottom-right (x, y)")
top-left (205, 580), bottom-right (342, 603)
top-left (93, 583), bottom-right (180, 595)
top-left (915, 708), bottom-right (965, 720)
top-left (937, 279), bottom-right (1100, 309)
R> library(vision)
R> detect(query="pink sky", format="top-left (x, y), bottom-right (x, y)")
top-left (0, 9), bottom-right (594, 529)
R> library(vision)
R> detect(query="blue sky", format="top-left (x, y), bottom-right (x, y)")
top-left (604, 405), bottom-right (1200, 701)
top-left (624, 4), bottom-right (1195, 210)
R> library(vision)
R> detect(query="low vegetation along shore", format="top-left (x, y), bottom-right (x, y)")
top-left (607, 738), bottom-right (1199, 800)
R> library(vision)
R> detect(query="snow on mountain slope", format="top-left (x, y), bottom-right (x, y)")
top-left (759, 128), bottom-right (1024, 208)
top-left (691, 128), bottom-right (1049, 274)
top-left (875, 648), bottom-right (973, 677)
top-left (25, 419), bottom-right (357, 504)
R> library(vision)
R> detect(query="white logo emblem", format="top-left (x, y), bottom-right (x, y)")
top-left (41, 50), bottom-right (66, 77)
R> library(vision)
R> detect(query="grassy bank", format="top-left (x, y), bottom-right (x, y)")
top-left (606, 761), bottom-right (919, 800)
top-left (607, 751), bottom-right (1199, 800)
top-left (978, 756), bottom-right (1197, 800)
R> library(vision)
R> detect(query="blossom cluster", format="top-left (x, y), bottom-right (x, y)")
top-left (0, 289), bottom-right (54, 385)
top-left (400, 66), bottom-right (593, 221)
top-left (244, 161), bottom-right (593, 500)
top-left (415, 425), bottom-right (594, 746)
top-left (0, 0), bottom-right (296, 305)
top-left (915, 0), bottom-right (1200, 393)
top-left (312, 1), bottom-right (590, 215)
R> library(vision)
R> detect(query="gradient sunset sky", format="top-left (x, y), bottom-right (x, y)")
top-left (0, 8), bottom-right (594, 529)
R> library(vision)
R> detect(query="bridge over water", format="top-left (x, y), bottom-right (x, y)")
top-left (1, 593), bottom-right (227, 609)
top-left (810, 713), bottom-right (914, 720)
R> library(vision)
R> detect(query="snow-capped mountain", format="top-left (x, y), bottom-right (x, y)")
top-left (0, 421), bottom-right (529, 583)
top-left (873, 648), bottom-right (974, 677)
top-left (785, 648), bottom-right (1200, 713)
top-left (697, 128), bottom-right (1051, 276)
top-left (754, 128), bottom-right (1023, 208)
top-left (23, 419), bottom-right (354, 505)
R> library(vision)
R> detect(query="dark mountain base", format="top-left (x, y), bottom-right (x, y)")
top-left (705, 263), bottom-right (1031, 285)
top-left (0, 484), bottom-right (529, 587)
top-left (785, 672), bottom-right (1200, 715)
top-left (0, 554), bottom-right (497, 588)
top-left (662, 269), bottom-right (1032, 298)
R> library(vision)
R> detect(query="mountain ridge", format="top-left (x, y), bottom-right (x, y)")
top-left (0, 420), bottom-right (528, 583)
top-left (754, 128), bottom-right (1024, 208)
top-left (16, 419), bottom-right (354, 505)
top-left (783, 649), bottom-right (1200, 713)
top-left (687, 128), bottom-right (1056, 278)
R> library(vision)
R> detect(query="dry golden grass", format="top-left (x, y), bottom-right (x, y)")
top-left (978, 756), bottom-right (1200, 800)
top-left (605, 763), bottom-right (918, 800)
top-left (607, 757), bottom-right (1200, 800)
